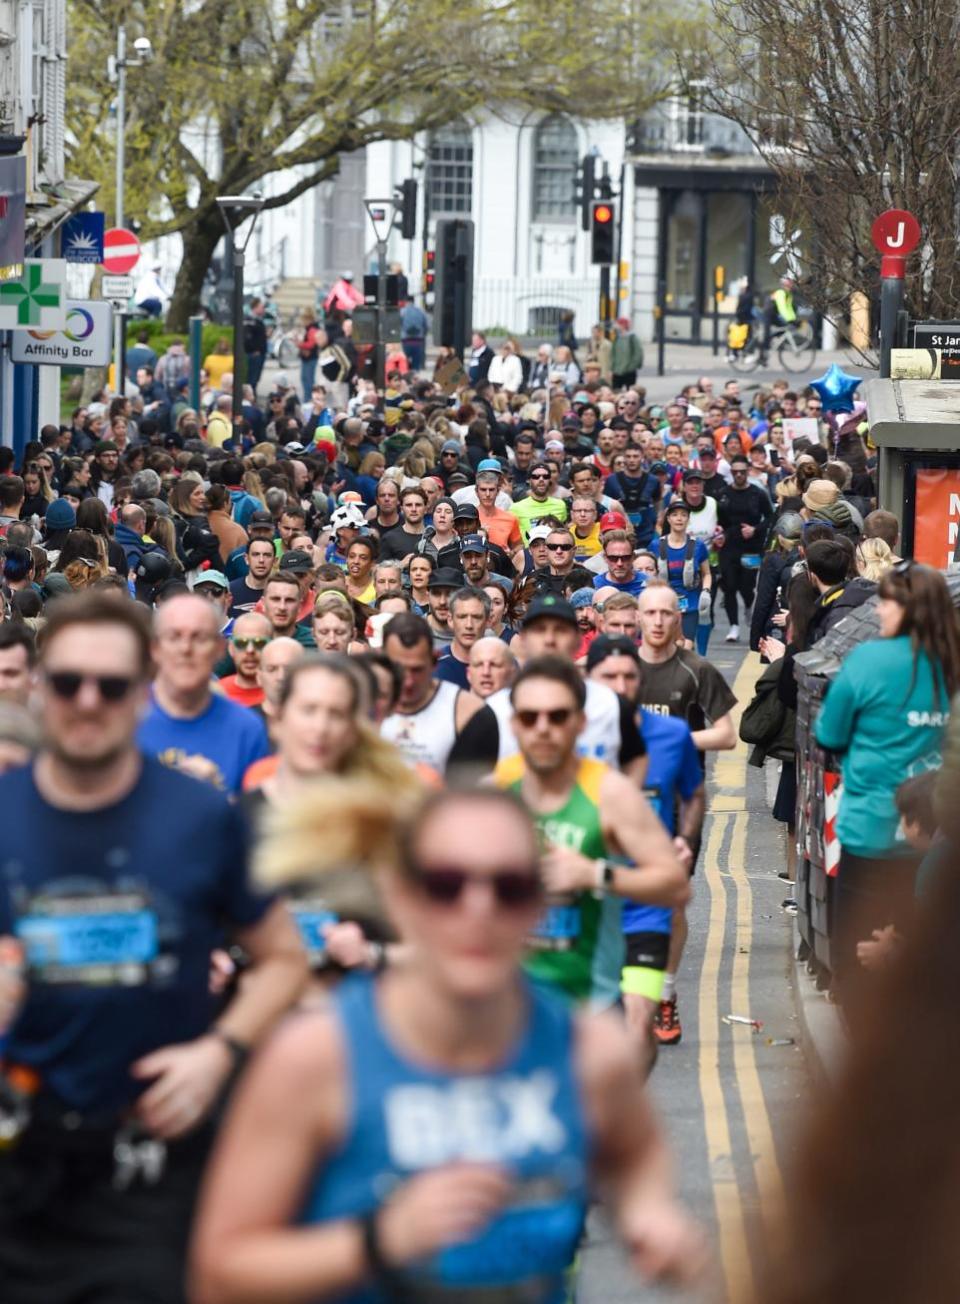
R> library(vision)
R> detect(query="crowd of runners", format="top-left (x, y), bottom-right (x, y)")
top-left (0, 321), bottom-right (956, 1303)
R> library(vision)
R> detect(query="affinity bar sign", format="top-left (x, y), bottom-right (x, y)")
top-left (0, 260), bottom-right (67, 330)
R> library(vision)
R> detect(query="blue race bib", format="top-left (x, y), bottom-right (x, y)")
top-left (17, 892), bottom-right (159, 986)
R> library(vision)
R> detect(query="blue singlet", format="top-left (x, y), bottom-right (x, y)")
top-left (300, 974), bottom-right (590, 1303)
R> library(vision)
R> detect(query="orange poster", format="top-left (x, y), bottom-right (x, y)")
top-left (913, 468), bottom-right (960, 568)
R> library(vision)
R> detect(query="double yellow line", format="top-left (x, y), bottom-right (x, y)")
top-left (698, 653), bottom-right (784, 1300)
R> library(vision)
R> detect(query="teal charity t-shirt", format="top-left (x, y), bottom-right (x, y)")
top-left (814, 636), bottom-right (947, 857)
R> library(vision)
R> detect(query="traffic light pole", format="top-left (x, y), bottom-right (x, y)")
top-left (599, 266), bottom-right (611, 331)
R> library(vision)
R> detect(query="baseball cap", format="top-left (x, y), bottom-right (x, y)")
top-left (428, 566), bottom-right (464, 591)
top-left (683, 468), bottom-right (705, 483)
top-left (528, 524), bottom-right (554, 543)
top-left (476, 458), bottom-right (502, 475)
top-left (278, 549), bottom-right (314, 574)
top-left (665, 498), bottom-right (691, 515)
top-left (453, 502), bottom-right (479, 521)
top-left (560, 416), bottom-right (580, 431)
top-left (459, 533), bottom-right (486, 554)
top-left (599, 511), bottom-right (628, 532)
top-left (545, 439), bottom-right (565, 453)
top-left (447, 472), bottom-right (470, 488)
top-left (586, 634), bottom-right (640, 671)
top-left (522, 594), bottom-right (578, 629)
top-left (248, 509), bottom-right (274, 527)
top-left (650, 460), bottom-right (668, 475)
top-left (189, 569), bottom-right (229, 592)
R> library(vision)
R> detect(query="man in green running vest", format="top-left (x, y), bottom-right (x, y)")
top-left (494, 655), bottom-right (687, 1007)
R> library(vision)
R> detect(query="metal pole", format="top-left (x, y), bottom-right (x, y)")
top-left (375, 237), bottom-right (387, 394)
top-left (113, 24), bottom-right (126, 392)
top-left (613, 163), bottom-right (625, 320)
top-left (879, 271), bottom-right (904, 379)
top-left (712, 287), bottom-right (719, 356)
top-left (656, 276), bottom-right (666, 377)
top-left (189, 314), bottom-right (203, 412)
top-left (599, 265), bottom-right (611, 331)
top-left (119, 312), bottom-right (129, 395)
top-left (232, 239), bottom-right (244, 433)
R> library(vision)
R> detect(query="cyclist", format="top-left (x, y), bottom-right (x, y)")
top-left (191, 782), bottom-right (704, 1302)
top-left (761, 275), bottom-right (798, 364)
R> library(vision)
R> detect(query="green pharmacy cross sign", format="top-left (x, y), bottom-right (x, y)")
top-left (0, 260), bottom-right (67, 330)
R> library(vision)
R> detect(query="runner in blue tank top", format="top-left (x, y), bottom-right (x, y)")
top-left (192, 786), bottom-right (704, 1301)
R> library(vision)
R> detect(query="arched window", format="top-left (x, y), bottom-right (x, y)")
top-left (426, 121), bottom-right (474, 219)
top-left (532, 116), bottom-right (578, 223)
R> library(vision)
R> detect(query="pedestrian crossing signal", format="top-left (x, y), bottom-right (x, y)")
top-left (591, 202), bottom-right (615, 265)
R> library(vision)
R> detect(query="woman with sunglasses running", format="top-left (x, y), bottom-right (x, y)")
top-left (814, 561), bottom-right (960, 1011)
top-left (191, 782), bottom-right (703, 1303)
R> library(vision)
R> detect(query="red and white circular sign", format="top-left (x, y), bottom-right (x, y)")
top-left (871, 209), bottom-right (920, 257)
top-left (102, 227), bottom-right (141, 274)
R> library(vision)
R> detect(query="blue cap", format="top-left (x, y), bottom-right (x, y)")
top-left (476, 458), bottom-right (502, 475)
top-left (459, 533), bottom-right (486, 554)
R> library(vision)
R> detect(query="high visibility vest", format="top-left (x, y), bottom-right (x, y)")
top-left (773, 288), bottom-right (797, 323)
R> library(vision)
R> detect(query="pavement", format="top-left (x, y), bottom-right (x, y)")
top-left (576, 624), bottom-right (843, 1304)
top-left (635, 343), bottom-right (876, 407)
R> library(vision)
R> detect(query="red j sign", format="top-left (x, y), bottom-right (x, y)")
top-left (872, 209), bottom-right (921, 279)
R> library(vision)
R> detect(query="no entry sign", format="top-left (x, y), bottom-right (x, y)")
top-left (102, 227), bottom-right (141, 275)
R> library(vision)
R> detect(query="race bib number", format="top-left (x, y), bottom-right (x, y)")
top-left (528, 903), bottom-right (581, 952)
top-left (17, 891), bottom-right (159, 986)
top-left (289, 901), bottom-right (339, 958)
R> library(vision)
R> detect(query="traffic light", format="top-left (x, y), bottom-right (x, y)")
top-left (396, 179), bottom-right (418, 240)
top-left (422, 248), bottom-right (435, 300)
top-left (433, 219), bottom-right (474, 355)
top-left (577, 154), bottom-right (597, 232)
top-left (590, 201), bottom-right (615, 264)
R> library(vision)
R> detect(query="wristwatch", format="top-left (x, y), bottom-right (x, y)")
top-left (593, 859), bottom-right (616, 895)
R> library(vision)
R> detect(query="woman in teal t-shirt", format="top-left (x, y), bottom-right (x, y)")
top-left (815, 562), bottom-right (960, 996)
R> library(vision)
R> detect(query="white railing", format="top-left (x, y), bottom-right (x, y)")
top-left (473, 276), bottom-right (603, 337)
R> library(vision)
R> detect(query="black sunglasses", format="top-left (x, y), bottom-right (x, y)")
top-left (232, 636), bottom-right (270, 651)
top-left (47, 671), bottom-right (136, 702)
top-left (546, 542), bottom-right (573, 552)
top-left (515, 707), bottom-right (575, 728)
top-left (412, 865), bottom-right (541, 908)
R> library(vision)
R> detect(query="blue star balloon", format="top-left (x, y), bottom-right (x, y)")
top-left (808, 363), bottom-right (860, 414)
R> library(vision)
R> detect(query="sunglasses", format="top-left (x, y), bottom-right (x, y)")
top-left (546, 542), bottom-right (573, 552)
top-left (605, 552), bottom-right (633, 562)
top-left (515, 707), bottom-right (575, 728)
top-left (412, 864), bottom-right (541, 908)
top-left (232, 636), bottom-right (270, 651)
top-left (47, 671), bottom-right (136, 702)
top-left (529, 473), bottom-right (550, 481)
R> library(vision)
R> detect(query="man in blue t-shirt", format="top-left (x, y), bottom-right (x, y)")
top-left (592, 530), bottom-right (647, 596)
top-left (0, 591), bottom-right (307, 1303)
top-left (588, 634), bottom-right (704, 1070)
top-left (656, 500), bottom-right (712, 642)
top-left (138, 593), bottom-right (269, 794)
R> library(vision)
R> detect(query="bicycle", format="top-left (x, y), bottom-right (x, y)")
top-left (267, 320), bottom-right (301, 370)
top-left (726, 321), bottom-right (817, 375)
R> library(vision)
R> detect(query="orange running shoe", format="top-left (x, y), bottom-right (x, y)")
top-left (654, 997), bottom-right (682, 1045)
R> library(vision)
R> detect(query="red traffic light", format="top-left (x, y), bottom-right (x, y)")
top-left (593, 204), bottom-right (613, 224)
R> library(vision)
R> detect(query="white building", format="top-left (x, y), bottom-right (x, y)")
top-left (249, 111), bottom-right (630, 341)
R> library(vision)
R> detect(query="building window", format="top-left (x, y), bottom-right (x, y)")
top-left (426, 122), bottom-right (473, 218)
top-left (532, 116), bottom-right (577, 223)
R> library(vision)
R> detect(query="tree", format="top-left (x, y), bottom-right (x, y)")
top-left (706, 0), bottom-right (960, 328)
top-left (68, 0), bottom-right (702, 329)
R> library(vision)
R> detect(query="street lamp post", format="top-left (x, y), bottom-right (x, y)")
top-left (109, 26), bottom-right (152, 392)
top-left (216, 194), bottom-right (264, 435)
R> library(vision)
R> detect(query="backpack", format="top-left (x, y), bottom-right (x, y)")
top-left (727, 322), bottom-right (749, 350)
top-left (657, 536), bottom-right (697, 590)
top-left (739, 660), bottom-right (795, 765)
